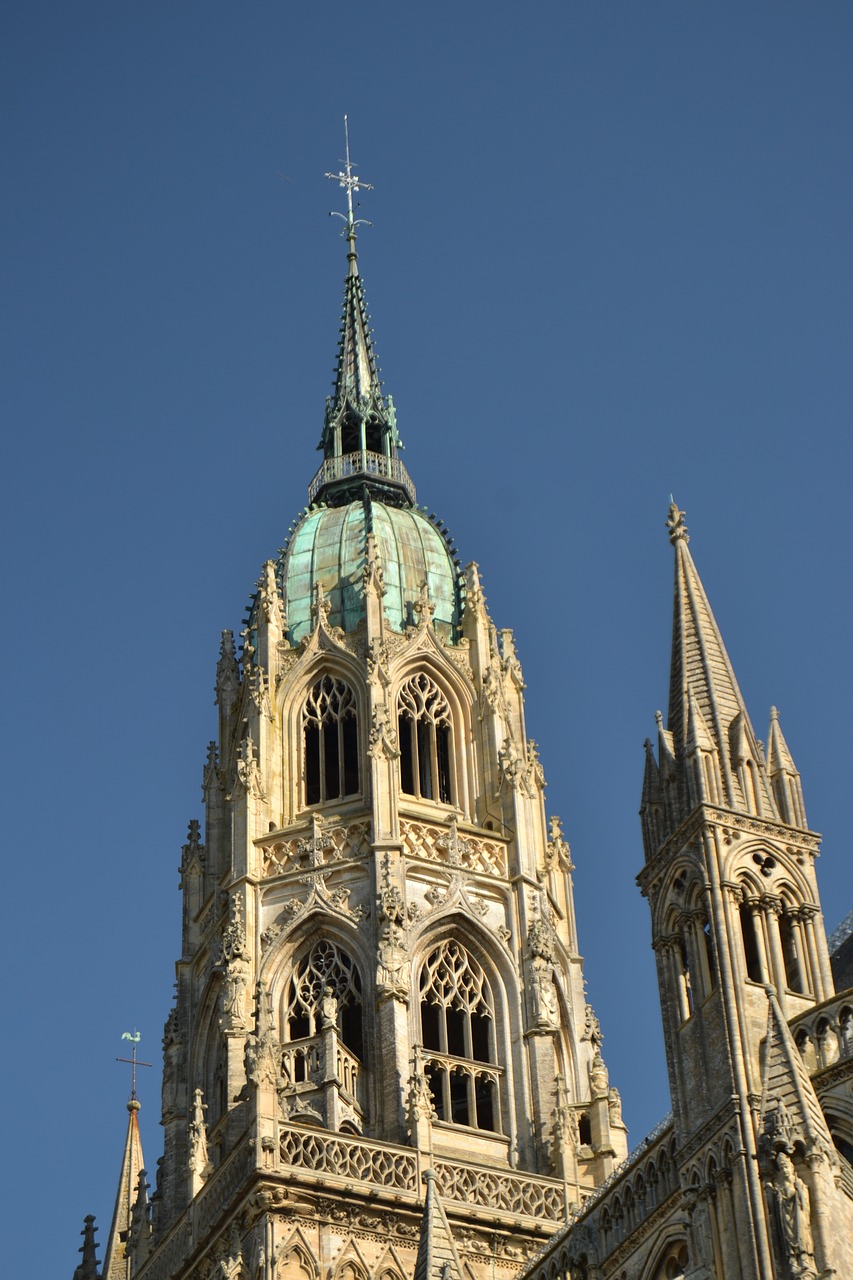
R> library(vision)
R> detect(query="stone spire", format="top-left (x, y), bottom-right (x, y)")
top-left (72, 1214), bottom-right (102, 1280)
top-left (101, 1099), bottom-right (146, 1280)
top-left (664, 500), bottom-right (775, 816)
top-left (412, 1170), bottom-right (465, 1280)
top-left (766, 705), bottom-right (807, 827)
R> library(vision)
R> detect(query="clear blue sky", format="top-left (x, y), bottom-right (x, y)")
top-left (2, 4), bottom-right (852, 1275)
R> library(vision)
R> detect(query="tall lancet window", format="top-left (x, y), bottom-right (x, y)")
top-left (303, 675), bottom-right (360, 806)
top-left (283, 940), bottom-right (364, 1061)
top-left (398, 673), bottom-right (454, 804)
top-left (418, 940), bottom-right (500, 1132)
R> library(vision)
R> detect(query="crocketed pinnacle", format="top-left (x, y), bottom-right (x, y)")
top-left (413, 1171), bottom-right (465, 1280)
top-left (101, 1099), bottom-right (145, 1280)
top-left (73, 1215), bottom-right (102, 1280)
top-left (666, 500), bottom-right (771, 811)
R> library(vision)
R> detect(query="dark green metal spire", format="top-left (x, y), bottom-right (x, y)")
top-left (310, 119), bottom-right (412, 509)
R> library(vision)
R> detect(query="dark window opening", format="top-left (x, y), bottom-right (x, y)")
top-left (740, 904), bottom-right (762, 982)
top-left (578, 1112), bottom-right (592, 1145)
top-left (471, 1011), bottom-right (491, 1063)
top-left (421, 1000), bottom-right (441, 1051)
top-left (780, 915), bottom-right (806, 994)
top-left (303, 676), bottom-right (359, 806)
top-left (449, 1070), bottom-right (470, 1125)
top-left (398, 674), bottom-right (455, 805)
top-left (475, 1077), bottom-right (495, 1131)
top-left (445, 1004), bottom-right (466, 1058)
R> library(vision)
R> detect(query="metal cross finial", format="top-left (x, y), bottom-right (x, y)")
top-left (116, 1030), bottom-right (152, 1102)
top-left (326, 115), bottom-right (373, 246)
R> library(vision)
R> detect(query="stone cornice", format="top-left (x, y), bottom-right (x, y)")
top-left (638, 805), bottom-right (821, 893)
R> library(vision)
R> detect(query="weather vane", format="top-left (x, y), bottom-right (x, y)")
top-left (326, 115), bottom-right (373, 240)
top-left (116, 1030), bottom-right (152, 1102)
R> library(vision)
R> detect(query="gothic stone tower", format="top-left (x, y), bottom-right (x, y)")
top-left (637, 504), bottom-right (853, 1280)
top-left (132, 179), bottom-right (627, 1280)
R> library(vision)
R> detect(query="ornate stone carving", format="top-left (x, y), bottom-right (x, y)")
top-left (235, 735), bottom-right (265, 800)
top-left (528, 915), bottom-right (557, 963)
top-left (368, 702), bottom-right (399, 759)
top-left (530, 961), bottom-right (559, 1031)
top-left (244, 981), bottom-right (282, 1092)
top-left (247, 664), bottom-right (271, 718)
top-left (546, 815), bottom-right (573, 872)
top-left (437, 815), bottom-right (472, 867)
top-left (215, 897), bottom-right (251, 1032)
top-left (258, 559), bottom-right (286, 630)
top-left (589, 1051), bottom-right (609, 1098)
top-left (180, 819), bottom-right (205, 878)
top-left (188, 1088), bottom-right (213, 1182)
top-left (361, 531), bottom-right (386, 597)
top-left (215, 630), bottom-right (240, 709)
top-left (406, 1061), bottom-right (438, 1131)
top-left (767, 1151), bottom-right (817, 1279)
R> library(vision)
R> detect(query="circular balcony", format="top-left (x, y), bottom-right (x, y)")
top-left (308, 449), bottom-right (416, 506)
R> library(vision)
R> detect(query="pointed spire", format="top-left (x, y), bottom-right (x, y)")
top-left (311, 121), bottom-right (413, 509)
top-left (759, 987), bottom-right (834, 1159)
top-left (766, 706), bottom-right (808, 828)
top-left (101, 1100), bottom-right (146, 1280)
top-left (413, 1171), bottom-right (465, 1280)
top-left (73, 1215), bottom-right (102, 1280)
top-left (665, 501), bottom-right (775, 815)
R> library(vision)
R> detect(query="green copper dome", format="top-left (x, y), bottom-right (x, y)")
top-left (282, 495), bottom-right (461, 643)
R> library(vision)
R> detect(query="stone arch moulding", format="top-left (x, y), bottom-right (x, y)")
top-left (274, 1226), bottom-right (319, 1280)
top-left (722, 839), bottom-right (814, 902)
top-left (651, 857), bottom-right (705, 935)
top-left (261, 911), bottom-right (374, 998)
top-left (640, 1236), bottom-right (689, 1280)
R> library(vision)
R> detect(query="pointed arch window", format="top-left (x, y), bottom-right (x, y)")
top-left (303, 676), bottom-right (360, 806)
top-left (283, 940), bottom-right (364, 1061)
top-left (398, 673), bottom-right (454, 804)
top-left (418, 940), bottom-right (500, 1131)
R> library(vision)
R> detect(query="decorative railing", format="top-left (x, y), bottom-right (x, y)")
top-left (336, 1041), bottom-right (364, 1107)
top-left (279, 1122), bottom-right (419, 1191)
top-left (400, 817), bottom-right (508, 878)
top-left (259, 818), bottom-right (372, 878)
top-left (433, 1157), bottom-right (566, 1221)
top-left (308, 450), bottom-right (416, 504)
top-left (281, 1037), bottom-right (322, 1089)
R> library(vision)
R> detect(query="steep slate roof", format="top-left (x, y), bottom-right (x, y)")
top-left (101, 1101), bottom-right (145, 1280)
top-left (413, 1171), bottom-right (465, 1280)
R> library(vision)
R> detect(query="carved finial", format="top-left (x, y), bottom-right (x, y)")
top-left (666, 500), bottom-right (689, 545)
top-left (311, 581), bottom-right (332, 629)
top-left (413, 580), bottom-right (435, 628)
top-left (770, 705), bottom-right (779, 722)
top-left (655, 709), bottom-right (664, 729)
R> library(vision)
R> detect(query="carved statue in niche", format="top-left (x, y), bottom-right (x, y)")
top-left (589, 1052), bottom-right (609, 1098)
top-left (320, 985), bottom-right (338, 1029)
top-left (769, 1151), bottom-right (816, 1279)
top-left (608, 1086), bottom-right (622, 1126)
top-left (530, 960), bottom-right (559, 1030)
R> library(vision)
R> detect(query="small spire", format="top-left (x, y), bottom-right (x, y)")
top-left (102, 1084), bottom-right (146, 1280)
top-left (313, 122), bottom-right (410, 508)
top-left (73, 1215), bottom-right (102, 1280)
top-left (413, 1170), bottom-right (465, 1280)
top-left (759, 987), bottom-right (834, 1157)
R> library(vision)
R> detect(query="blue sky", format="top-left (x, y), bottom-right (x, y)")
top-left (2, 3), bottom-right (852, 1275)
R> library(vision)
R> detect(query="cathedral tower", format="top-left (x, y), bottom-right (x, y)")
top-left (639, 503), bottom-right (853, 1279)
top-left (126, 143), bottom-right (626, 1280)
